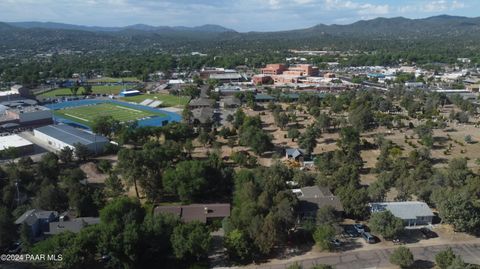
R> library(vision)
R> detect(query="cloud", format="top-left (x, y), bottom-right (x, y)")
top-left (324, 0), bottom-right (390, 15)
top-left (0, 0), bottom-right (475, 32)
top-left (423, 0), bottom-right (449, 12)
top-left (399, 0), bottom-right (466, 13)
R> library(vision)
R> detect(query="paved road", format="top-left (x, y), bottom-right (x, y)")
top-left (237, 243), bottom-right (480, 269)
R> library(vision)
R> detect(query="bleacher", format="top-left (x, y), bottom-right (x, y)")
top-left (140, 99), bottom-right (154, 106)
top-left (148, 101), bottom-right (163, 108)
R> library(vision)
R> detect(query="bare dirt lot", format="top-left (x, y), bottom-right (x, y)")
top-left (214, 103), bottom-right (480, 189)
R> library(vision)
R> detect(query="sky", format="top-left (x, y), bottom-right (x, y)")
top-left (0, 0), bottom-right (478, 32)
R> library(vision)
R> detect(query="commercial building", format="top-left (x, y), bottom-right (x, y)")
top-left (199, 67), bottom-right (231, 79)
top-left (272, 75), bottom-right (302, 84)
top-left (214, 85), bottom-right (255, 95)
top-left (0, 85), bottom-right (30, 102)
top-left (209, 73), bottom-right (243, 82)
top-left (34, 124), bottom-right (109, 153)
top-left (261, 64), bottom-right (287, 75)
top-left (367, 73), bottom-right (386, 79)
top-left (0, 134), bottom-right (34, 155)
top-left (466, 84), bottom-right (480, 92)
top-left (0, 100), bottom-right (53, 129)
top-left (10, 85), bottom-right (30, 96)
top-left (259, 64), bottom-right (319, 85)
top-left (405, 82), bottom-right (425, 88)
top-left (0, 91), bottom-right (20, 102)
top-left (283, 64), bottom-right (319, 76)
top-left (370, 201), bottom-right (434, 227)
top-left (252, 74), bottom-right (272, 85)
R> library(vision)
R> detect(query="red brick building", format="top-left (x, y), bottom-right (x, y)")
top-left (252, 74), bottom-right (272, 85)
top-left (261, 64), bottom-right (287, 75)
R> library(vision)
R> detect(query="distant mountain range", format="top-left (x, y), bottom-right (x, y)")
top-left (6, 21), bottom-right (236, 33)
top-left (1, 15), bottom-right (480, 52)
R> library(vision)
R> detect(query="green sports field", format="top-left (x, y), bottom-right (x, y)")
top-left (54, 103), bottom-right (166, 127)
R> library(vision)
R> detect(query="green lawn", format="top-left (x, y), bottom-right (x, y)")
top-left (121, 93), bottom-right (190, 107)
top-left (87, 77), bottom-right (140, 83)
top-left (54, 103), bottom-right (166, 127)
top-left (37, 86), bottom-right (125, 97)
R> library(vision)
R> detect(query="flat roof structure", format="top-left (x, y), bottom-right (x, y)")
top-left (209, 73), bottom-right (242, 80)
top-left (34, 125), bottom-right (108, 146)
top-left (0, 134), bottom-right (34, 150)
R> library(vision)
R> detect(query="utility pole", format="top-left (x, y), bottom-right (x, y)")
top-left (15, 179), bottom-right (20, 207)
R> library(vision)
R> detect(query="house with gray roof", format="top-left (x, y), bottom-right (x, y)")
top-left (154, 203), bottom-right (230, 224)
top-left (369, 201), bottom-right (434, 227)
top-left (292, 186), bottom-right (343, 221)
top-left (191, 107), bottom-right (217, 125)
top-left (15, 209), bottom-right (58, 237)
top-left (188, 97), bottom-right (215, 109)
top-left (285, 148), bottom-right (306, 161)
top-left (47, 217), bottom-right (100, 235)
top-left (220, 96), bottom-right (241, 108)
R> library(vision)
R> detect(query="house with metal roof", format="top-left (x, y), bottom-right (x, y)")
top-left (285, 148), bottom-right (306, 161)
top-left (369, 201), bottom-right (434, 227)
top-left (34, 124), bottom-right (109, 153)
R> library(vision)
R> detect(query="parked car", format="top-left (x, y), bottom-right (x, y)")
top-left (353, 223), bottom-right (366, 234)
top-left (344, 226), bottom-right (360, 237)
top-left (362, 232), bottom-right (376, 244)
top-left (393, 238), bottom-right (404, 245)
top-left (7, 242), bottom-right (21, 254)
top-left (420, 228), bottom-right (438, 239)
top-left (330, 239), bottom-right (342, 247)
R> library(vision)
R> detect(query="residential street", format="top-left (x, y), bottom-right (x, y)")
top-left (223, 242), bottom-right (480, 269)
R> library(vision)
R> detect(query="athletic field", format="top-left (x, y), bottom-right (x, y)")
top-left (54, 103), bottom-right (166, 126)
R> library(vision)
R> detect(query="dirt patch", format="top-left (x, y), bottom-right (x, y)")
top-left (80, 162), bottom-right (108, 184)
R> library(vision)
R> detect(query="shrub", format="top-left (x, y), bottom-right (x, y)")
top-left (389, 246), bottom-right (414, 268)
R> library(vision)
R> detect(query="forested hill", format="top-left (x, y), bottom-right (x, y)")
top-left (2, 15), bottom-right (480, 52)
top-left (8, 21), bottom-right (236, 33)
top-left (304, 15), bottom-right (480, 38)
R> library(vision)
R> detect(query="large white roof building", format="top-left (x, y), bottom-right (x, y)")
top-left (0, 134), bottom-right (34, 155)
